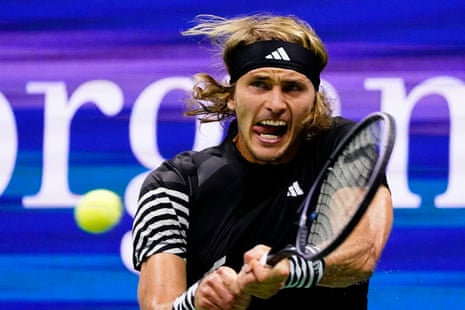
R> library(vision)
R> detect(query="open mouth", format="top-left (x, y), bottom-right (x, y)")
top-left (253, 119), bottom-right (288, 140)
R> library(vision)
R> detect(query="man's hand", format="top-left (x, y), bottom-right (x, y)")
top-left (238, 245), bottom-right (290, 300)
top-left (195, 266), bottom-right (251, 310)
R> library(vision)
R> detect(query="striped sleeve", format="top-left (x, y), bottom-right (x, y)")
top-left (132, 184), bottom-right (190, 271)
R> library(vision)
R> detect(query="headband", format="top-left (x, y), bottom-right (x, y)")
top-left (227, 40), bottom-right (321, 89)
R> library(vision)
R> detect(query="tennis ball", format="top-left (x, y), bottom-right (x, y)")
top-left (74, 189), bottom-right (123, 234)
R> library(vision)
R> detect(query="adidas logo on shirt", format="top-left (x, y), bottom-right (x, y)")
top-left (265, 47), bottom-right (290, 61)
top-left (287, 181), bottom-right (304, 197)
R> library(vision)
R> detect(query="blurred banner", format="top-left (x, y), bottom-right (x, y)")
top-left (1, 1), bottom-right (464, 309)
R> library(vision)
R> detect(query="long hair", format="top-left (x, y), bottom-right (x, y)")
top-left (182, 14), bottom-right (333, 138)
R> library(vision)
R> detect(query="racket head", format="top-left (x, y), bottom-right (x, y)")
top-left (295, 111), bottom-right (396, 262)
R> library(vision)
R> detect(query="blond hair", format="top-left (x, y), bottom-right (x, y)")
top-left (182, 14), bottom-right (332, 137)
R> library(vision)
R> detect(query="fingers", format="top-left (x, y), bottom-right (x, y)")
top-left (195, 244), bottom-right (290, 308)
top-left (195, 266), bottom-right (250, 310)
top-left (243, 245), bottom-right (289, 282)
top-left (240, 263), bottom-right (285, 299)
top-left (239, 245), bottom-right (290, 300)
top-left (243, 245), bottom-right (271, 265)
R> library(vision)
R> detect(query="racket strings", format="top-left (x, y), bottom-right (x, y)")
top-left (308, 122), bottom-right (382, 248)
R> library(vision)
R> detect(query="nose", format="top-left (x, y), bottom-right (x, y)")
top-left (266, 87), bottom-right (286, 113)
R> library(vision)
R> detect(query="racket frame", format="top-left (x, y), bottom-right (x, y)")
top-left (266, 111), bottom-right (396, 266)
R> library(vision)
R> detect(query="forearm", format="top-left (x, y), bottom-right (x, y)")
top-left (138, 254), bottom-right (187, 310)
top-left (318, 186), bottom-right (393, 287)
top-left (319, 234), bottom-right (376, 287)
top-left (139, 253), bottom-right (251, 310)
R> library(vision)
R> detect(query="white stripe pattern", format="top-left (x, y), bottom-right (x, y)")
top-left (173, 281), bottom-right (199, 310)
top-left (282, 255), bottom-right (324, 289)
top-left (137, 187), bottom-right (189, 208)
top-left (132, 186), bottom-right (190, 269)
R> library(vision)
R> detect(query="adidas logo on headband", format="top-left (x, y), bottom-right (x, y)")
top-left (265, 47), bottom-right (291, 61)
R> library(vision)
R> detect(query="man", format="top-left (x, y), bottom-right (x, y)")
top-left (132, 14), bottom-right (393, 309)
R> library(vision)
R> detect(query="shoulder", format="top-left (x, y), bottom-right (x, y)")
top-left (327, 116), bottom-right (356, 136)
top-left (141, 145), bottom-right (231, 191)
top-left (305, 116), bottom-right (355, 149)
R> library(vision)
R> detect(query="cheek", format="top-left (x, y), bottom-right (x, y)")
top-left (228, 93), bottom-right (250, 115)
top-left (295, 101), bottom-right (314, 119)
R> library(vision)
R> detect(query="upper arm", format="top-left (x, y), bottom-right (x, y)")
top-left (138, 253), bottom-right (187, 310)
top-left (133, 158), bottom-right (194, 309)
top-left (132, 165), bottom-right (191, 271)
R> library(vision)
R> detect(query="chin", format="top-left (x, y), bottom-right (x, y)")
top-left (253, 152), bottom-right (286, 164)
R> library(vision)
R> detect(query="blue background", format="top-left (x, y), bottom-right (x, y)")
top-left (1, 1), bottom-right (464, 309)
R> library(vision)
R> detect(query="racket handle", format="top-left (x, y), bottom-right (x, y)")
top-left (262, 245), bottom-right (298, 266)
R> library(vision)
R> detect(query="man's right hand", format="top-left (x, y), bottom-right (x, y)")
top-left (195, 266), bottom-right (251, 310)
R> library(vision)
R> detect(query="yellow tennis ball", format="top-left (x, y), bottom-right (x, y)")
top-left (74, 189), bottom-right (123, 234)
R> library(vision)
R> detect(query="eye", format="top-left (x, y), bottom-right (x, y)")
top-left (282, 82), bottom-right (303, 92)
top-left (250, 79), bottom-right (270, 89)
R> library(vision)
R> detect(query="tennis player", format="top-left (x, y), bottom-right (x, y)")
top-left (132, 13), bottom-right (393, 310)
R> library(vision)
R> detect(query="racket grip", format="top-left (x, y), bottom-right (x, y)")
top-left (262, 245), bottom-right (298, 266)
top-left (263, 252), bottom-right (286, 266)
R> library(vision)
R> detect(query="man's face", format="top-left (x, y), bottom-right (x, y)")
top-left (228, 67), bottom-right (316, 164)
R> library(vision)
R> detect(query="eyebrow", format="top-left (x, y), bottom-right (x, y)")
top-left (250, 74), bottom-right (308, 86)
top-left (249, 74), bottom-right (271, 80)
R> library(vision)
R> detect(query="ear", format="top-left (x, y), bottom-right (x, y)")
top-left (227, 96), bottom-right (235, 111)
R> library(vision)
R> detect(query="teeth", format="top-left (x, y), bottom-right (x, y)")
top-left (260, 134), bottom-right (279, 139)
top-left (258, 120), bottom-right (287, 126)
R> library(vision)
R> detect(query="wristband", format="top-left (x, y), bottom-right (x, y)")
top-left (283, 255), bottom-right (325, 289)
top-left (172, 281), bottom-right (199, 310)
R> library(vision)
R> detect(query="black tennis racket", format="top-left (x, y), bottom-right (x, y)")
top-left (264, 111), bottom-right (396, 266)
